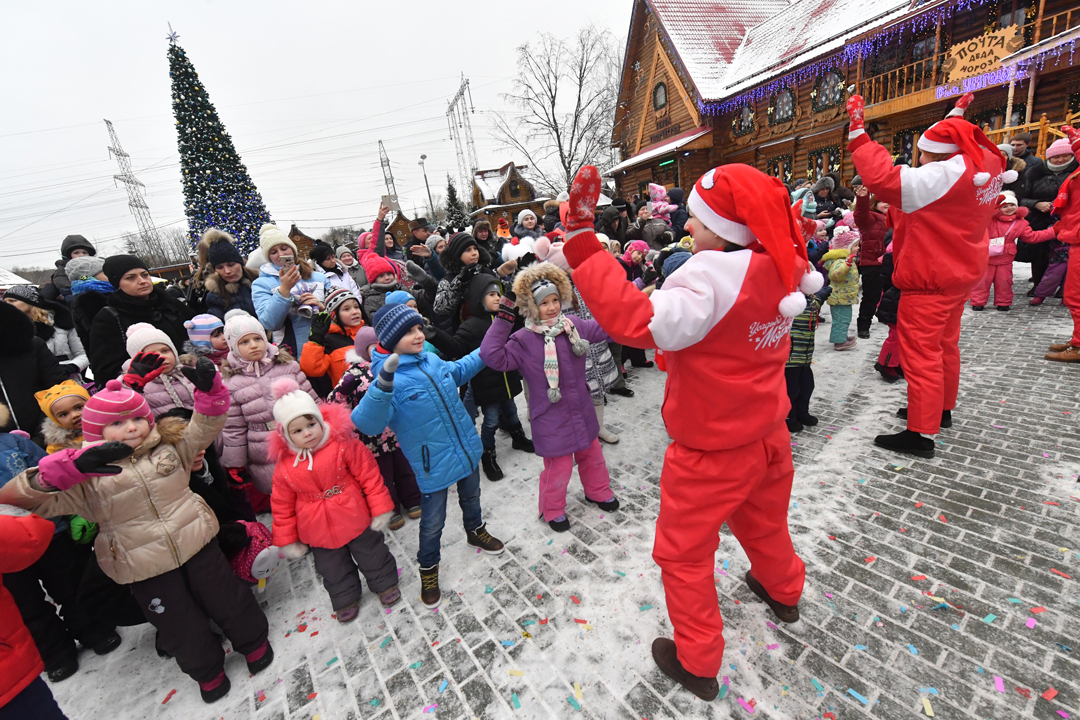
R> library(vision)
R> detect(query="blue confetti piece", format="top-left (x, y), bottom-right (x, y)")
top-left (900, 606), bottom-right (906, 614)
top-left (811, 679), bottom-right (825, 693)
top-left (724, 560), bottom-right (730, 569)
top-left (512, 693), bottom-right (521, 709)
top-left (976, 666), bottom-right (985, 674)
top-left (932, 603), bottom-right (947, 610)
top-left (793, 502), bottom-right (798, 508)
top-left (567, 696), bottom-right (581, 711)
top-left (502, 640), bottom-right (515, 647)
top-left (438, 679), bottom-right (448, 694)
top-left (908, 645), bottom-right (918, 655)
top-left (983, 614), bottom-right (997, 624)
top-left (855, 645), bottom-right (867, 650)
top-left (919, 688), bottom-right (939, 695)
top-left (719, 683), bottom-right (729, 699)
top-left (952, 624), bottom-right (960, 630)
top-left (848, 689), bottom-right (870, 705)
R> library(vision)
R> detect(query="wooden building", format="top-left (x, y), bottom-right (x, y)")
top-left (609, 0), bottom-right (1080, 195)
top-left (386, 213), bottom-right (413, 249)
top-left (470, 162), bottom-right (550, 225)
top-left (288, 224), bottom-right (318, 260)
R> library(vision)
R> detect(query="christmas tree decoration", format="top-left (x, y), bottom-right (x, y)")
top-left (167, 35), bottom-right (271, 253)
top-left (443, 176), bottom-right (470, 231)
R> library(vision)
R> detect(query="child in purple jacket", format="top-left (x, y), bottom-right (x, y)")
top-left (480, 263), bottom-right (619, 532)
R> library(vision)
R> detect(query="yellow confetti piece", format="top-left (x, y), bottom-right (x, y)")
top-left (522, 631), bottom-right (532, 639)
top-left (930, 596), bottom-right (945, 602)
top-left (509, 670), bottom-right (524, 677)
top-left (922, 698), bottom-right (934, 717)
top-left (574, 682), bottom-right (582, 700)
top-left (583, 624), bottom-right (593, 630)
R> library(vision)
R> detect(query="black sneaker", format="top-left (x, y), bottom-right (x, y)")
top-left (607, 386), bottom-right (634, 398)
top-left (631, 361), bottom-right (655, 369)
top-left (797, 414), bottom-right (818, 426)
top-left (874, 429), bottom-right (935, 458)
top-left (546, 515), bottom-right (570, 532)
top-left (896, 407), bottom-right (951, 428)
top-left (857, 329), bottom-right (870, 339)
top-left (786, 418), bottom-right (803, 434)
top-left (466, 523), bottom-right (504, 555)
top-left (996, 305), bottom-right (1011, 311)
top-left (584, 495), bottom-right (620, 512)
top-left (91, 630), bottom-right (121, 656)
top-left (46, 656), bottom-right (78, 683)
top-left (971, 305), bottom-right (985, 311)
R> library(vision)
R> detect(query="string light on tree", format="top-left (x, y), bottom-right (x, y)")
top-left (167, 29), bottom-right (271, 253)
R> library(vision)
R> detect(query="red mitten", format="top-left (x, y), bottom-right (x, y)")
top-left (1063, 125), bottom-right (1080, 162)
top-left (123, 351), bottom-right (166, 392)
top-left (846, 95), bottom-right (865, 132)
top-left (565, 166), bottom-right (602, 233)
top-left (954, 92), bottom-right (975, 114)
top-left (228, 468), bottom-right (252, 489)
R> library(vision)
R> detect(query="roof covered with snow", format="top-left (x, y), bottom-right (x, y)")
top-left (648, 0), bottom-right (790, 101)
top-left (0, 267), bottom-right (33, 289)
top-left (474, 162), bottom-right (531, 203)
top-left (646, 0), bottom-right (913, 103)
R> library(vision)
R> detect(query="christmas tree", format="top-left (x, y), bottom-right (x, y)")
top-left (444, 175), bottom-right (470, 231)
top-left (168, 35), bottom-right (271, 252)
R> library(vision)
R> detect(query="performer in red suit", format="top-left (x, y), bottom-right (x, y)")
top-left (560, 163), bottom-right (821, 700)
top-left (1044, 124), bottom-right (1080, 363)
top-left (847, 92), bottom-right (1006, 457)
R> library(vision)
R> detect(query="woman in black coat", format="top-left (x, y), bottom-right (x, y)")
top-left (87, 255), bottom-right (194, 383)
top-left (0, 302), bottom-right (68, 442)
top-left (1020, 150), bottom-right (1079, 290)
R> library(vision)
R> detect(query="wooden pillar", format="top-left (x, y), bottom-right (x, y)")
top-left (1025, 70), bottom-right (1038, 123)
top-left (1005, 72), bottom-right (1017, 130)
top-left (1033, 0), bottom-right (1048, 45)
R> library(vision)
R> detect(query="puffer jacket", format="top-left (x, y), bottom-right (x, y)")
top-left (300, 322), bottom-right (363, 388)
top-left (0, 511), bottom-right (53, 707)
top-left (853, 198), bottom-right (888, 267)
top-left (986, 206), bottom-right (1057, 265)
top-left (0, 429), bottom-right (47, 485)
top-left (203, 268), bottom-right (259, 320)
top-left (0, 410), bottom-right (227, 584)
top-left (481, 312), bottom-right (607, 458)
top-left (0, 303), bottom-right (68, 439)
top-left (251, 263), bottom-right (333, 353)
top-left (822, 249), bottom-right (859, 305)
top-left (269, 402), bottom-right (394, 550)
top-left (1022, 158), bottom-right (1078, 231)
top-left (220, 347), bottom-right (317, 494)
top-left (140, 361), bottom-right (197, 417)
top-left (352, 349), bottom-right (484, 493)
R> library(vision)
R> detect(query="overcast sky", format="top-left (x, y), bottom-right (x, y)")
top-left (0, 0), bottom-right (630, 270)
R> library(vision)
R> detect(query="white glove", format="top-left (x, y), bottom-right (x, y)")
top-left (369, 511), bottom-right (394, 533)
top-left (280, 541), bottom-right (309, 559)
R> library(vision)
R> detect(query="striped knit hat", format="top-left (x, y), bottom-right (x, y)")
top-left (324, 287), bottom-right (360, 320)
top-left (81, 379), bottom-right (154, 442)
top-left (184, 314), bottom-right (224, 347)
top-left (372, 303), bottom-right (423, 353)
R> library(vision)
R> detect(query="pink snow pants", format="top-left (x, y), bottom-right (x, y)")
top-left (877, 324), bottom-right (901, 368)
top-left (538, 439), bottom-right (612, 521)
top-left (970, 262), bottom-right (1014, 307)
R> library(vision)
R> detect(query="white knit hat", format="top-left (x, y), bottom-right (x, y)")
top-left (271, 377), bottom-right (326, 457)
top-left (259, 223), bottom-right (298, 262)
top-left (125, 322), bottom-right (177, 359)
top-left (1000, 190), bottom-right (1019, 205)
top-left (223, 310), bottom-right (267, 354)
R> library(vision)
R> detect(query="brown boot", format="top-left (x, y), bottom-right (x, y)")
top-left (419, 565), bottom-right (441, 608)
top-left (651, 638), bottom-right (719, 701)
top-left (1048, 341), bottom-right (1071, 352)
top-left (1045, 345), bottom-right (1080, 362)
top-left (745, 571), bottom-right (800, 623)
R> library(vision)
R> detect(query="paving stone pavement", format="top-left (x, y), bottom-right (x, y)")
top-left (53, 272), bottom-right (1078, 720)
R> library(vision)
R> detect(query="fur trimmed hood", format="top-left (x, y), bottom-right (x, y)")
top-left (41, 416), bottom-right (82, 452)
top-left (267, 400), bottom-right (354, 462)
top-left (511, 262), bottom-right (576, 322)
top-left (219, 346), bottom-right (295, 380)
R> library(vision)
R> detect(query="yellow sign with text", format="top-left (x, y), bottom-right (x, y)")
top-left (943, 27), bottom-right (1024, 83)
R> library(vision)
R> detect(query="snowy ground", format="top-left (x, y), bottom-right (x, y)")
top-left (51, 269), bottom-right (1079, 720)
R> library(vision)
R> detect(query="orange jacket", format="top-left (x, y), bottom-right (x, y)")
top-left (299, 323), bottom-right (363, 387)
top-left (269, 402), bottom-right (394, 550)
top-left (0, 511), bottom-right (52, 707)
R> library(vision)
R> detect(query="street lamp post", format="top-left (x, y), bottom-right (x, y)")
top-left (419, 154), bottom-right (435, 218)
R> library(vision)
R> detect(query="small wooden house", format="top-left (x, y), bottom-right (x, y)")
top-left (470, 162), bottom-right (549, 225)
top-left (288, 225), bottom-right (318, 260)
top-left (386, 213), bottom-right (413, 250)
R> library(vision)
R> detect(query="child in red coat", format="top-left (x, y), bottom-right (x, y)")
top-left (560, 164), bottom-right (820, 701)
top-left (269, 379), bottom-right (400, 623)
top-left (970, 190), bottom-right (1056, 310)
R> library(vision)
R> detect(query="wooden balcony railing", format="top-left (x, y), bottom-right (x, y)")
top-left (982, 112), bottom-right (1080, 158)
top-left (858, 8), bottom-right (1080, 107)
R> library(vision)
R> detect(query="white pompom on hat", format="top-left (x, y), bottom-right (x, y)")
top-left (688, 165), bottom-right (821, 317)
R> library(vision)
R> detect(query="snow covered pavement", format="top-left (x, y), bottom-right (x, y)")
top-left (52, 275), bottom-right (1078, 720)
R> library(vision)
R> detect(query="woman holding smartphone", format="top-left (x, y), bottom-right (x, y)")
top-left (251, 223), bottom-right (332, 357)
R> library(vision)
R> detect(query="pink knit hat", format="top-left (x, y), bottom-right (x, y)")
top-left (1046, 138), bottom-right (1073, 159)
top-left (81, 379), bottom-right (154, 442)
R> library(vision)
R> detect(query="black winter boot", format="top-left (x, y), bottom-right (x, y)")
top-left (481, 448), bottom-right (504, 481)
top-left (508, 423), bottom-right (535, 453)
top-left (874, 429), bottom-right (935, 458)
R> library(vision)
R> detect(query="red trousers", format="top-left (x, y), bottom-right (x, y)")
top-left (969, 262), bottom-right (1013, 307)
top-left (897, 290), bottom-right (966, 434)
top-left (1067, 249), bottom-right (1080, 346)
top-left (652, 422), bottom-right (804, 678)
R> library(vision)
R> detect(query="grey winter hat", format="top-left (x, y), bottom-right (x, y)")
top-left (425, 234), bottom-right (443, 252)
top-left (998, 143), bottom-right (1015, 159)
top-left (530, 277), bottom-right (560, 307)
top-left (811, 177), bottom-right (835, 193)
top-left (66, 255), bottom-right (106, 281)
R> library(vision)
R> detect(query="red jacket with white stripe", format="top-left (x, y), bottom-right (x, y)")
top-left (848, 132), bottom-right (1004, 293)
top-left (568, 241), bottom-right (792, 452)
top-left (1, 510), bottom-right (51, 708)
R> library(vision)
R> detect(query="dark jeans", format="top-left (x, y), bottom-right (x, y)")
top-left (375, 448), bottom-right (422, 512)
top-left (785, 365), bottom-right (815, 421)
top-left (0, 678), bottom-right (68, 720)
top-left (857, 266), bottom-right (883, 333)
top-left (3, 532), bottom-right (115, 671)
top-left (417, 468), bottom-right (482, 568)
top-left (129, 539), bottom-right (268, 683)
top-left (480, 398), bottom-right (520, 449)
top-left (310, 527), bottom-right (398, 610)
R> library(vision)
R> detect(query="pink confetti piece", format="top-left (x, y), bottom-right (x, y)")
top-left (1044, 453), bottom-right (1051, 458)
top-left (994, 676), bottom-right (1005, 692)
top-left (766, 621), bottom-right (778, 630)
top-left (737, 697), bottom-right (756, 714)
top-left (766, 643), bottom-right (779, 650)
top-left (1026, 618), bottom-right (1037, 628)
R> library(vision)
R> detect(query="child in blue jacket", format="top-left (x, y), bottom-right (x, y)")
top-left (352, 303), bottom-right (504, 609)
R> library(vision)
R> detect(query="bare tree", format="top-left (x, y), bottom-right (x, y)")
top-left (124, 226), bottom-right (192, 268)
top-left (321, 226), bottom-right (361, 248)
top-left (492, 26), bottom-right (622, 196)
top-left (10, 267), bottom-right (54, 285)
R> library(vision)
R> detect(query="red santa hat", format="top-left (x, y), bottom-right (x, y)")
top-left (688, 165), bottom-right (823, 317)
top-left (917, 92), bottom-right (1004, 187)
